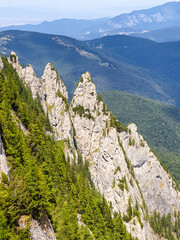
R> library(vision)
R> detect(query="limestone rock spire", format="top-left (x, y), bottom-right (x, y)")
top-left (40, 63), bottom-right (71, 140)
top-left (8, 51), bottom-right (24, 78)
top-left (70, 71), bottom-right (180, 239)
top-left (0, 135), bottom-right (10, 183)
top-left (0, 55), bottom-right (4, 70)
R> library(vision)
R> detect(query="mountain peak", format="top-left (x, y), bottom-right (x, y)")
top-left (75, 71), bottom-right (93, 88)
top-left (43, 63), bottom-right (58, 77)
top-left (72, 72), bottom-right (97, 114)
top-left (6, 55), bottom-right (180, 239)
top-left (10, 50), bottom-right (17, 57)
top-left (81, 71), bottom-right (93, 83)
top-left (8, 51), bottom-right (24, 79)
top-left (41, 62), bottom-right (68, 100)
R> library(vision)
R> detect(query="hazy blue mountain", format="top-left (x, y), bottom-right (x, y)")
top-left (0, 18), bottom-right (109, 39)
top-left (0, 30), bottom-right (179, 107)
top-left (80, 1), bottom-right (180, 40)
top-left (1, 2), bottom-right (180, 40)
top-left (132, 26), bottom-right (180, 42)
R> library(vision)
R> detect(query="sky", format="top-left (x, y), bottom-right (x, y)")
top-left (0, 0), bottom-right (178, 27)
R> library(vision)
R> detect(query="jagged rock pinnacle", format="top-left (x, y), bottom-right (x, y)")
top-left (41, 63), bottom-right (68, 100)
top-left (7, 53), bottom-right (180, 240)
top-left (0, 56), bottom-right (4, 70)
top-left (0, 135), bottom-right (10, 182)
top-left (8, 51), bottom-right (24, 78)
top-left (23, 64), bottom-right (42, 99)
top-left (72, 72), bottom-right (97, 114)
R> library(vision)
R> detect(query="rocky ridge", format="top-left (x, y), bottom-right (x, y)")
top-left (69, 73), bottom-right (151, 239)
top-left (0, 57), bottom-right (10, 182)
top-left (8, 52), bottom-right (76, 160)
top-left (0, 135), bottom-right (10, 182)
top-left (70, 72), bottom-right (180, 212)
top-left (2, 54), bottom-right (59, 240)
top-left (0, 55), bottom-right (4, 70)
top-left (7, 52), bottom-right (180, 239)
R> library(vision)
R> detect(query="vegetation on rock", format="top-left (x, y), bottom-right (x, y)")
top-left (0, 57), bottom-right (133, 239)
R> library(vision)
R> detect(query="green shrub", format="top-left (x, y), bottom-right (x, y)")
top-left (1, 172), bottom-right (8, 184)
top-left (114, 166), bottom-right (121, 175)
top-left (10, 54), bottom-right (17, 63)
top-left (110, 113), bottom-right (127, 133)
top-left (97, 93), bottom-right (103, 102)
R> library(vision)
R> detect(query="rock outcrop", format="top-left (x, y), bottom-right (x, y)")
top-left (70, 71), bottom-right (180, 239)
top-left (0, 135), bottom-right (10, 182)
top-left (8, 52), bottom-right (180, 239)
top-left (8, 51), bottom-right (24, 78)
top-left (8, 52), bottom-right (75, 154)
top-left (119, 123), bottom-right (180, 215)
top-left (0, 56), bottom-right (4, 70)
top-left (22, 64), bottom-right (42, 99)
top-left (70, 72), bottom-right (156, 239)
top-left (18, 212), bottom-right (57, 240)
top-left (30, 212), bottom-right (57, 240)
top-left (40, 63), bottom-right (72, 142)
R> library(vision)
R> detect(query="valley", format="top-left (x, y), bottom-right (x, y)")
top-left (0, 30), bottom-right (180, 107)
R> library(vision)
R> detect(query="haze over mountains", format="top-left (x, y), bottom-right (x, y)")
top-left (1, 1), bottom-right (180, 42)
top-left (0, 18), bottom-right (109, 40)
top-left (0, 30), bottom-right (180, 107)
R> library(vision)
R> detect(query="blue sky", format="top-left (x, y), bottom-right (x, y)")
top-left (0, 0), bottom-right (178, 26)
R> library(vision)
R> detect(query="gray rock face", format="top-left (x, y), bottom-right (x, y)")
top-left (70, 72), bottom-right (180, 239)
top-left (8, 51), bottom-right (24, 78)
top-left (30, 212), bottom-right (57, 240)
top-left (70, 72), bottom-right (156, 239)
top-left (0, 56), bottom-right (4, 70)
top-left (8, 52), bottom-right (41, 99)
top-left (119, 123), bottom-right (180, 215)
top-left (22, 64), bottom-right (42, 99)
top-left (40, 63), bottom-right (72, 142)
top-left (8, 52), bottom-right (74, 149)
top-left (11, 110), bottom-right (29, 135)
top-left (18, 213), bottom-right (57, 240)
top-left (8, 53), bottom-right (180, 239)
top-left (0, 135), bottom-right (10, 182)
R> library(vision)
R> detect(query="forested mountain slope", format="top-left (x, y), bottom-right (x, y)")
top-left (0, 52), bottom-right (180, 239)
top-left (0, 56), bottom-right (133, 239)
top-left (132, 26), bottom-right (180, 43)
top-left (87, 35), bottom-right (180, 106)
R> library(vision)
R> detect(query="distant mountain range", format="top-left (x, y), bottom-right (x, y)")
top-left (132, 26), bottom-right (180, 42)
top-left (0, 18), bottom-right (109, 39)
top-left (1, 1), bottom-right (180, 41)
top-left (84, 1), bottom-right (180, 40)
top-left (0, 30), bottom-right (180, 107)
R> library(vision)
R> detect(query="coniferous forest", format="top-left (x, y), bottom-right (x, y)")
top-left (0, 57), bottom-right (134, 239)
